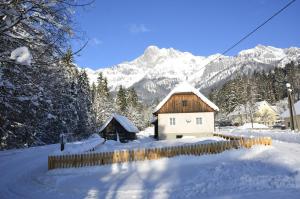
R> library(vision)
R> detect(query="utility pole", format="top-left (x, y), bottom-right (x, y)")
top-left (286, 83), bottom-right (295, 130)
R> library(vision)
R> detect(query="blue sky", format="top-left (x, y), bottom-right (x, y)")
top-left (71, 0), bottom-right (300, 69)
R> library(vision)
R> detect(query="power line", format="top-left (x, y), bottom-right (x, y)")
top-left (200, 0), bottom-right (297, 70)
top-left (221, 0), bottom-right (296, 56)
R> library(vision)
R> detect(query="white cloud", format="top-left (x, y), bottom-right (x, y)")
top-left (90, 38), bottom-right (103, 46)
top-left (129, 24), bottom-right (150, 34)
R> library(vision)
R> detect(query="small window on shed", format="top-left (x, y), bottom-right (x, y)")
top-left (182, 100), bottom-right (188, 107)
top-left (176, 135), bottom-right (183, 139)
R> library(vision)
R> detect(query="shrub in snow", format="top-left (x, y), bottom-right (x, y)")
top-left (10, 47), bottom-right (32, 66)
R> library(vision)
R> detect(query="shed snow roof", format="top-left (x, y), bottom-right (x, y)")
top-left (281, 100), bottom-right (300, 118)
top-left (98, 114), bottom-right (139, 133)
top-left (153, 81), bottom-right (219, 113)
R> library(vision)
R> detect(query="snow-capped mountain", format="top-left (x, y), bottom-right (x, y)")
top-left (85, 45), bottom-right (300, 104)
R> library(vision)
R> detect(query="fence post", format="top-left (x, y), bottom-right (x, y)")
top-left (200, 144), bottom-right (204, 155)
top-left (141, 148), bottom-right (146, 161)
top-left (205, 144), bottom-right (208, 154)
top-left (48, 156), bottom-right (51, 170)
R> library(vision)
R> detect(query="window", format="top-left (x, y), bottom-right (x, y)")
top-left (170, 117), bottom-right (176, 125)
top-left (196, 117), bottom-right (202, 125)
top-left (182, 100), bottom-right (188, 107)
top-left (176, 135), bottom-right (183, 139)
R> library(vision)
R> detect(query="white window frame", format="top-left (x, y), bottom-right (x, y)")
top-left (196, 117), bottom-right (202, 125)
top-left (170, 117), bottom-right (176, 126)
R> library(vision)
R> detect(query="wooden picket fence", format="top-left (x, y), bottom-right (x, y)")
top-left (48, 135), bottom-right (272, 170)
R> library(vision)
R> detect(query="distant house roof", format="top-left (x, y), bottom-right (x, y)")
top-left (281, 100), bottom-right (300, 118)
top-left (98, 113), bottom-right (139, 133)
top-left (228, 100), bottom-right (278, 117)
top-left (153, 81), bottom-right (219, 113)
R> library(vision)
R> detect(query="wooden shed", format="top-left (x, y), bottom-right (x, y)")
top-left (99, 114), bottom-right (139, 143)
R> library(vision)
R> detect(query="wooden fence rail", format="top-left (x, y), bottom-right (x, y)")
top-left (48, 136), bottom-right (272, 170)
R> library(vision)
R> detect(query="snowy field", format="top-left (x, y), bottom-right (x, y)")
top-left (217, 126), bottom-right (300, 144)
top-left (96, 127), bottom-right (225, 153)
top-left (52, 134), bottom-right (105, 155)
top-left (1, 127), bottom-right (300, 199)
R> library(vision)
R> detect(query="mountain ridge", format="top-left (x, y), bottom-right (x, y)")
top-left (84, 45), bottom-right (300, 104)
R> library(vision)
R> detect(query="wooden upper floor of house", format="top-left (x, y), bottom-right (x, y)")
top-left (154, 92), bottom-right (215, 115)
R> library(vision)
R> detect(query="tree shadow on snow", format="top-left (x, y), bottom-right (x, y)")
top-left (82, 149), bottom-right (300, 199)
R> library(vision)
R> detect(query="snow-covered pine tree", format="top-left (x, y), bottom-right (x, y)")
top-left (0, 0), bottom-right (95, 149)
top-left (264, 72), bottom-right (276, 103)
top-left (116, 85), bottom-right (127, 114)
top-left (91, 83), bottom-right (97, 103)
top-left (125, 87), bottom-right (145, 129)
top-left (93, 72), bottom-right (114, 125)
top-left (40, 52), bottom-right (79, 144)
top-left (75, 70), bottom-right (93, 138)
top-left (127, 87), bottom-right (138, 107)
top-left (208, 61), bottom-right (300, 125)
top-left (272, 68), bottom-right (286, 101)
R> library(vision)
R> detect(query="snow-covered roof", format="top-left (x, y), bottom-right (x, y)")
top-left (154, 81), bottom-right (219, 113)
top-left (99, 114), bottom-right (139, 133)
top-left (281, 100), bottom-right (300, 118)
top-left (271, 106), bottom-right (278, 112)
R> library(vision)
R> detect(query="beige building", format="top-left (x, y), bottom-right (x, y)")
top-left (281, 100), bottom-right (300, 130)
top-left (228, 101), bottom-right (279, 127)
top-left (152, 82), bottom-right (219, 140)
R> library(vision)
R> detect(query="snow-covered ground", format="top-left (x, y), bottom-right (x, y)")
top-left (52, 134), bottom-right (105, 155)
top-left (218, 127), bottom-right (300, 144)
top-left (237, 123), bottom-right (268, 129)
top-left (1, 128), bottom-right (300, 199)
top-left (96, 127), bottom-right (225, 152)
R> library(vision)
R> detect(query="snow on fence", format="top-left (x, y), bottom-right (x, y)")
top-left (48, 135), bottom-right (272, 170)
top-left (52, 134), bottom-right (105, 155)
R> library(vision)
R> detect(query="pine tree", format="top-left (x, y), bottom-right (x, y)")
top-left (92, 72), bottom-right (114, 125)
top-left (91, 82), bottom-right (97, 103)
top-left (116, 86), bottom-right (127, 113)
top-left (0, 1), bottom-right (98, 149)
top-left (75, 70), bottom-right (93, 138)
top-left (96, 72), bottom-right (109, 97)
top-left (208, 63), bottom-right (300, 124)
top-left (127, 87), bottom-right (139, 107)
top-left (125, 87), bottom-right (145, 129)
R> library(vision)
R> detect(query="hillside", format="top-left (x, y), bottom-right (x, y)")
top-left (85, 45), bottom-right (300, 104)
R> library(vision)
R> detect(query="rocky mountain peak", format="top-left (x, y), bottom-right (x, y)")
top-left (84, 45), bottom-right (300, 104)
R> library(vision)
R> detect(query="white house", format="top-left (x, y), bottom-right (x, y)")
top-left (152, 82), bottom-right (219, 140)
top-left (228, 100), bottom-right (280, 127)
